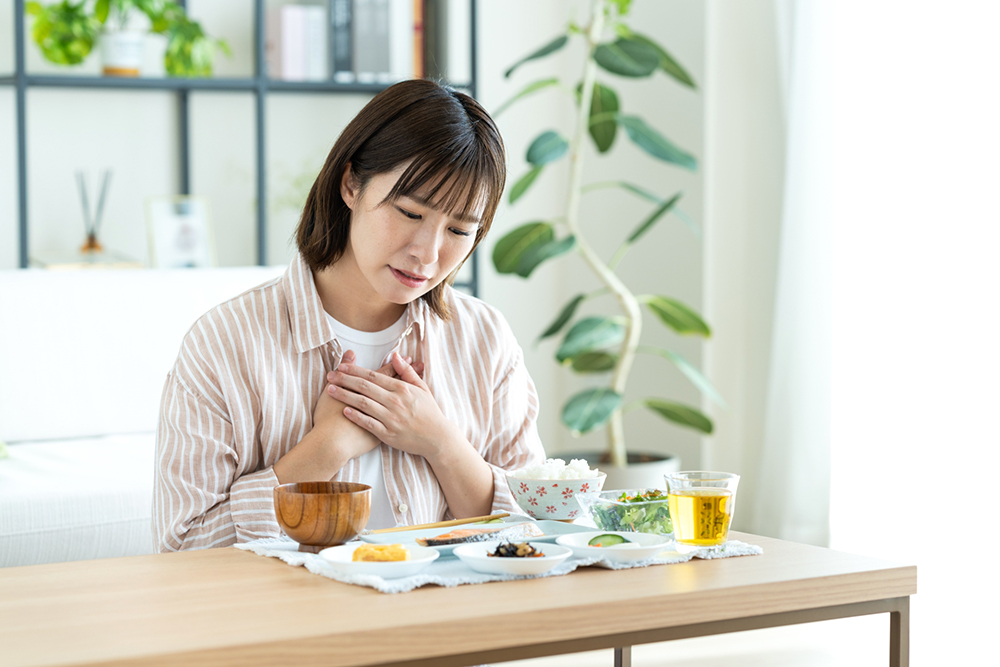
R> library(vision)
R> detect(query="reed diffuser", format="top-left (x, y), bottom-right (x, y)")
top-left (76, 169), bottom-right (112, 253)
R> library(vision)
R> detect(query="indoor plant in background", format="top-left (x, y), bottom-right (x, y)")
top-left (493, 0), bottom-right (722, 488)
top-left (26, 0), bottom-right (230, 77)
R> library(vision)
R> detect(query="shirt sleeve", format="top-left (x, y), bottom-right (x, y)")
top-left (482, 344), bottom-right (547, 515)
top-left (152, 371), bottom-right (283, 552)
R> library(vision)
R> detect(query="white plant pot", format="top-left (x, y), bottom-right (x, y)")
top-left (101, 31), bottom-right (144, 77)
top-left (558, 451), bottom-right (681, 492)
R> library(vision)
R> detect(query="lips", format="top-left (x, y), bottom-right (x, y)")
top-left (390, 267), bottom-right (429, 288)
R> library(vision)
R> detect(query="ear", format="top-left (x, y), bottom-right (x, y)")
top-left (340, 163), bottom-right (357, 210)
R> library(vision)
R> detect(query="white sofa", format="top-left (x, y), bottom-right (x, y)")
top-left (0, 264), bottom-right (285, 567)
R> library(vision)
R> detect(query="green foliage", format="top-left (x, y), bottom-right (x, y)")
top-left (643, 399), bottom-right (713, 434)
top-left (556, 317), bottom-right (626, 363)
top-left (562, 388), bottom-right (622, 434)
top-left (27, 1), bottom-right (101, 65)
top-left (587, 82), bottom-right (619, 152)
top-left (640, 295), bottom-right (711, 336)
top-left (537, 293), bottom-right (587, 343)
top-left (504, 34), bottom-right (569, 78)
top-left (493, 0), bottom-right (716, 460)
top-left (594, 37), bottom-right (660, 77)
top-left (25, 0), bottom-right (229, 77)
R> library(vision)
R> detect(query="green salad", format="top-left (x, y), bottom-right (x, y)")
top-left (590, 490), bottom-right (673, 535)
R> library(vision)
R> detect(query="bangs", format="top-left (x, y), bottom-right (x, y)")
top-left (380, 144), bottom-right (503, 227)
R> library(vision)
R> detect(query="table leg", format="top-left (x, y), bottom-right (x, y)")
top-left (614, 646), bottom-right (631, 667)
top-left (889, 597), bottom-right (909, 667)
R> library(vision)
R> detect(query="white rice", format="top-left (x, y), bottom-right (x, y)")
top-left (509, 458), bottom-right (601, 480)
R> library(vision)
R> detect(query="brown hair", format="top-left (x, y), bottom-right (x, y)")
top-left (296, 79), bottom-right (506, 319)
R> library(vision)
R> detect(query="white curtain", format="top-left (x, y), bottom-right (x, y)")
top-left (750, 0), bottom-right (833, 545)
top-left (704, 0), bottom-right (831, 545)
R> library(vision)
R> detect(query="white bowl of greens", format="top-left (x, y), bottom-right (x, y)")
top-left (576, 488), bottom-right (674, 537)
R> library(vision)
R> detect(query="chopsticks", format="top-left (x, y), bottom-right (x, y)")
top-left (368, 512), bottom-right (511, 535)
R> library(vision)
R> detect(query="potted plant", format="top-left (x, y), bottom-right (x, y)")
top-left (26, 0), bottom-right (230, 77)
top-left (492, 0), bottom-right (721, 488)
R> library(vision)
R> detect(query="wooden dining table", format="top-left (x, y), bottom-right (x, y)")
top-left (0, 531), bottom-right (915, 667)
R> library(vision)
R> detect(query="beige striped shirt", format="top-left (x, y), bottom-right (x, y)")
top-left (153, 253), bottom-right (545, 552)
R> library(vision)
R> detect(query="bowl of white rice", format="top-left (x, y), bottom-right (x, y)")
top-left (506, 458), bottom-right (606, 520)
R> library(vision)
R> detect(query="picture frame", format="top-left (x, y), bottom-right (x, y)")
top-left (145, 195), bottom-right (217, 268)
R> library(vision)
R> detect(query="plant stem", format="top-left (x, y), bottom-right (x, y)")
top-left (565, 0), bottom-right (643, 468)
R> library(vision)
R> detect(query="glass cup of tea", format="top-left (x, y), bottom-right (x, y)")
top-left (664, 471), bottom-right (740, 554)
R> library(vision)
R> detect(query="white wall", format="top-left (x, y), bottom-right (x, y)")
top-left (0, 0), bottom-right (706, 465)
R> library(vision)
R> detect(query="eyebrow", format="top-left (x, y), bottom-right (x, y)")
top-left (405, 194), bottom-right (483, 226)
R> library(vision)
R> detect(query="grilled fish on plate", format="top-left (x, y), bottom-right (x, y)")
top-left (416, 522), bottom-right (544, 547)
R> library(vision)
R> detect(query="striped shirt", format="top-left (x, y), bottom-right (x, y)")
top-left (153, 253), bottom-right (545, 552)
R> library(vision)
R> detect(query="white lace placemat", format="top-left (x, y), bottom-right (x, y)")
top-left (234, 538), bottom-right (763, 594)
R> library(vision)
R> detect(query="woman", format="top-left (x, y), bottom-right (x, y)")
top-left (153, 79), bottom-right (545, 551)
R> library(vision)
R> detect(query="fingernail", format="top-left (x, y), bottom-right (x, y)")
top-left (405, 356), bottom-right (412, 364)
top-left (328, 385), bottom-right (336, 394)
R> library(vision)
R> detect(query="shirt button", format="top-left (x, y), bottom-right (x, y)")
top-left (397, 503), bottom-right (408, 514)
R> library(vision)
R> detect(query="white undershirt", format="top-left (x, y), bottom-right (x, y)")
top-left (326, 311), bottom-right (408, 531)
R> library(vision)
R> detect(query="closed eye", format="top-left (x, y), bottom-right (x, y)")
top-left (396, 206), bottom-right (421, 220)
top-left (450, 228), bottom-right (474, 237)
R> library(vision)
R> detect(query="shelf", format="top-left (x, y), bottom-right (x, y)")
top-left (9, 0), bottom-right (479, 295)
top-left (0, 74), bottom-right (473, 94)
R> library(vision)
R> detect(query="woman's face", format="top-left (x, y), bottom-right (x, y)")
top-left (340, 165), bottom-right (484, 309)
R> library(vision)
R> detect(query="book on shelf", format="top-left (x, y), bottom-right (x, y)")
top-left (266, 4), bottom-right (328, 82)
top-left (267, 0), bottom-right (440, 84)
top-left (331, 0), bottom-right (354, 82)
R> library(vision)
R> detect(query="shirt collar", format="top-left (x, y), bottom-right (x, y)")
top-left (283, 253), bottom-right (428, 355)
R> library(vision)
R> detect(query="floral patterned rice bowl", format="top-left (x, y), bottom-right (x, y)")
top-left (506, 472), bottom-right (607, 520)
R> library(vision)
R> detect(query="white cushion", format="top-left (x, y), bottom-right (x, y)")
top-left (0, 434), bottom-right (157, 567)
top-left (0, 266), bottom-right (284, 442)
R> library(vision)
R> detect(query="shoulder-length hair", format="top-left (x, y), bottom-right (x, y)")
top-left (296, 79), bottom-right (506, 320)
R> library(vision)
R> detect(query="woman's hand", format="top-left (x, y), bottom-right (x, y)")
top-left (274, 350), bottom-right (403, 484)
top-left (327, 352), bottom-right (454, 459)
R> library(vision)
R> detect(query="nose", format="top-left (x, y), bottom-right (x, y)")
top-left (407, 222), bottom-right (441, 266)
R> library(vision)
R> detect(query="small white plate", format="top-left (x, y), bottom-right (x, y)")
top-left (555, 531), bottom-right (672, 564)
top-left (453, 540), bottom-right (571, 576)
top-left (361, 519), bottom-right (592, 557)
top-left (318, 543), bottom-right (440, 579)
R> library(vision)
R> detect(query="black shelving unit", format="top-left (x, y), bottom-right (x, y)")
top-left (3, 0), bottom-right (479, 297)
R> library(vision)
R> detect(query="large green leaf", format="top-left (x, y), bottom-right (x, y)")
top-left (492, 222), bottom-right (553, 275)
top-left (562, 388), bottom-right (623, 434)
top-left (594, 38), bottom-right (660, 77)
top-left (493, 77), bottom-right (560, 117)
top-left (526, 130), bottom-right (569, 167)
top-left (640, 295), bottom-right (711, 336)
top-left (570, 351), bottom-right (618, 373)
top-left (626, 192), bottom-right (682, 244)
top-left (509, 166), bottom-right (542, 204)
top-left (642, 347), bottom-right (725, 406)
top-left (505, 34), bottom-right (569, 78)
top-left (516, 235), bottom-right (576, 278)
top-left (588, 82), bottom-right (619, 153)
top-left (625, 32), bottom-right (696, 88)
top-left (538, 293), bottom-right (587, 342)
top-left (620, 116), bottom-right (697, 170)
top-left (643, 399), bottom-right (714, 434)
top-left (556, 317), bottom-right (626, 363)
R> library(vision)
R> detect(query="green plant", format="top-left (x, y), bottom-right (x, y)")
top-left (492, 0), bottom-right (721, 468)
top-left (26, 0), bottom-right (230, 77)
top-left (26, 1), bottom-right (100, 65)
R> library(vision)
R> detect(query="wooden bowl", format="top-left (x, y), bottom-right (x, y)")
top-left (273, 482), bottom-right (372, 549)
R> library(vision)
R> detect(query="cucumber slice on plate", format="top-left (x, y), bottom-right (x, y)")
top-left (588, 533), bottom-right (628, 547)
